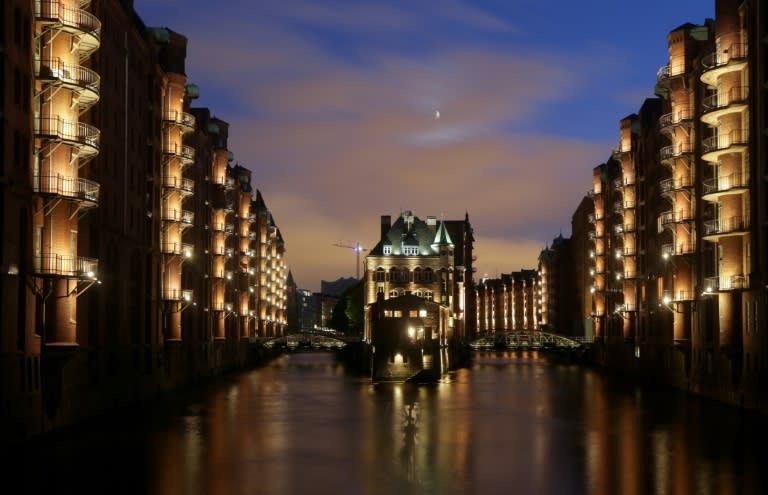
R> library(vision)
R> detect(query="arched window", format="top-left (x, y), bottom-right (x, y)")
top-left (423, 268), bottom-right (434, 283)
top-left (374, 268), bottom-right (386, 282)
top-left (413, 267), bottom-right (422, 282)
top-left (389, 290), bottom-right (399, 298)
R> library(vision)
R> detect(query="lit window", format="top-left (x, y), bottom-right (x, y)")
top-left (419, 309), bottom-right (427, 317)
top-left (383, 246), bottom-right (392, 255)
top-left (409, 310), bottom-right (418, 318)
top-left (389, 290), bottom-right (399, 298)
top-left (393, 310), bottom-right (403, 317)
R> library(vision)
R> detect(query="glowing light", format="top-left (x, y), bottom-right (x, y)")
top-left (407, 327), bottom-right (415, 339)
top-left (663, 295), bottom-right (671, 305)
top-left (434, 109), bottom-right (440, 119)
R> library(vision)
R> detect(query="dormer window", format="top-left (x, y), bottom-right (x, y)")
top-left (383, 246), bottom-right (392, 255)
top-left (403, 246), bottom-right (418, 256)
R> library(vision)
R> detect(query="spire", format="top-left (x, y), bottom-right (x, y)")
top-left (432, 220), bottom-right (454, 247)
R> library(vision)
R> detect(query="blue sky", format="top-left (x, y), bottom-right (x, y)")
top-left (135, 0), bottom-right (714, 291)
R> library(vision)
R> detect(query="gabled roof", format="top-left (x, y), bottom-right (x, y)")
top-left (369, 211), bottom-right (437, 256)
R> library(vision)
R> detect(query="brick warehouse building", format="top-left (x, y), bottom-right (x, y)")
top-left (547, 0), bottom-right (767, 410)
top-left (1, 0), bottom-right (288, 443)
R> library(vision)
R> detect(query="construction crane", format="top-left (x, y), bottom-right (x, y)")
top-left (332, 241), bottom-right (368, 279)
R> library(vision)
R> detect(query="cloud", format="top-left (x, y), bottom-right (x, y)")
top-left (134, 0), bottom-right (610, 290)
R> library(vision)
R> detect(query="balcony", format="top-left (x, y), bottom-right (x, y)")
top-left (656, 63), bottom-right (686, 83)
top-left (701, 86), bottom-right (748, 125)
top-left (35, 116), bottom-right (100, 160)
top-left (659, 175), bottom-right (693, 196)
top-left (704, 275), bottom-right (749, 292)
top-left (661, 209), bottom-right (693, 227)
top-left (702, 172), bottom-right (749, 200)
top-left (35, 57), bottom-right (100, 112)
top-left (659, 142), bottom-right (693, 165)
top-left (34, 1), bottom-right (101, 60)
top-left (162, 142), bottom-right (195, 165)
top-left (162, 176), bottom-right (195, 195)
top-left (661, 242), bottom-right (695, 258)
top-left (32, 174), bottom-right (99, 207)
top-left (663, 289), bottom-right (694, 302)
top-left (623, 222), bottom-right (636, 233)
top-left (701, 44), bottom-right (748, 87)
top-left (161, 208), bottom-right (194, 226)
top-left (33, 253), bottom-right (98, 279)
top-left (702, 129), bottom-right (748, 162)
top-left (163, 110), bottom-right (196, 134)
top-left (623, 271), bottom-right (638, 280)
top-left (160, 242), bottom-right (193, 257)
top-left (623, 247), bottom-right (636, 257)
top-left (611, 143), bottom-right (630, 160)
top-left (161, 288), bottom-right (193, 302)
top-left (658, 107), bottom-right (693, 133)
top-left (703, 215), bottom-right (750, 239)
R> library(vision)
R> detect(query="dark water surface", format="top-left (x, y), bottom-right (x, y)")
top-left (7, 351), bottom-right (768, 494)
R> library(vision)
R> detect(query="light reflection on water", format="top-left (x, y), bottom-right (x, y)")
top-left (7, 351), bottom-right (768, 494)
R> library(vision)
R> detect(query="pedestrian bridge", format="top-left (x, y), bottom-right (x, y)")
top-left (261, 332), bottom-right (358, 351)
top-left (469, 331), bottom-right (588, 351)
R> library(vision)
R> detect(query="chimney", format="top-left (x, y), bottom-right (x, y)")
top-left (426, 216), bottom-right (437, 233)
top-left (380, 215), bottom-right (391, 240)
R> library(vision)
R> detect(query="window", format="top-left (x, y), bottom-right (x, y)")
top-left (419, 309), bottom-right (427, 317)
top-left (374, 269), bottom-right (386, 282)
top-left (409, 310), bottom-right (418, 318)
top-left (403, 246), bottom-right (418, 256)
top-left (389, 290), bottom-right (399, 298)
top-left (383, 246), bottom-right (392, 255)
top-left (393, 310), bottom-right (403, 317)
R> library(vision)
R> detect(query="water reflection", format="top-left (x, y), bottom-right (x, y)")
top-left (5, 351), bottom-right (767, 495)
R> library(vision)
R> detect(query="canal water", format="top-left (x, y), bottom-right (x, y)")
top-left (7, 351), bottom-right (768, 494)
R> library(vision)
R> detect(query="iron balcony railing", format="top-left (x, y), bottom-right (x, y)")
top-left (32, 174), bottom-right (100, 204)
top-left (659, 175), bottom-right (693, 194)
top-left (661, 209), bottom-right (694, 226)
top-left (656, 63), bottom-right (686, 81)
top-left (702, 172), bottom-right (748, 196)
top-left (163, 110), bottom-right (196, 132)
top-left (658, 107), bottom-right (693, 129)
top-left (701, 43), bottom-right (747, 71)
top-left (611, 142), bottom-right (631, 159)
top-left (35, 57), bottom-right (100, 98)
top-left (162, 176), bottom-right (195, 194)
top-left (35, 116), bottom-right (100, 153)
top-left (34, 1), bottom-right (101, 43)
top-left (33, 253), bottom-right (98, 279)
top-left (162, 142), bottom-right (195, 163)
top-left (703, 215), bottom-right (750, 236)
top-left (702, 129), bottom-right (748, 154)
top-left (161, 208), bottom-right (194, 225)
top-left (663, 289), bottom-right (693, 302)
top-left (659, 142), bottom-right (693, 162)
top-left (160, 242), bottom-right (193, 256)
top-left (161, 288), bottom-right (193, 301)
top-left (704, 275), bottom-right (749, 291)
top-left (661, 242), bottom-right (695, 257)
top-left (702, 86), bottom-right (748, 112)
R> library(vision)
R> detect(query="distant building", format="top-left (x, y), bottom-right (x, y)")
top-left (538, 235), bottom-right (575, 335)
top-left (363, 210), bottom-right (474, 343)
top-left (362, 209), bottom-right (473, 380)
top-left (321, 277), bottom-right (358, 298)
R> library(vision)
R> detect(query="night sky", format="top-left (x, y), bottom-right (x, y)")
top-left (134, 0), bottom-right (713, 291)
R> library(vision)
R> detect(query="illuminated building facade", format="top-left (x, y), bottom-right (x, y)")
top-left (1, 1), bottom-right (289, 442)
top-left (363, 211), bottom-right (473, 379)
top-left (475, 270), bottom-right (540, 333)
top-left (573, 0), bottom-right (768, 409)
